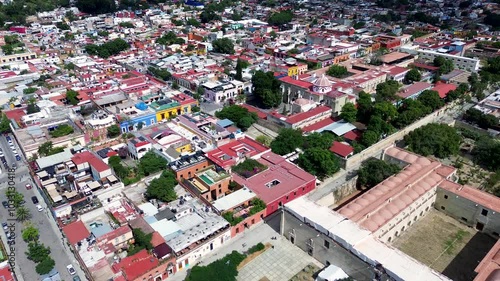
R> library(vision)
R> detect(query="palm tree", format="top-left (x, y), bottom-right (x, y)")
top-left (16, 206), bottom-right (31, 222)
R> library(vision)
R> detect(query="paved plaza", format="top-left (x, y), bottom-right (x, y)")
top-left (237, 236), bottom-right (323, 281)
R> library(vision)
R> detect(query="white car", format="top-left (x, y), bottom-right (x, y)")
top-left (36, 204), bottom-right (43, 212)
top-left (67, 264), bottom-right (76, 275)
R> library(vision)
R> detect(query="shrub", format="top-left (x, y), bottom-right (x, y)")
top-left (248, 243), bottom-right (265, 254)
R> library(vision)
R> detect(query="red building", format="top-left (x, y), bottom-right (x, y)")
top-left (232, 151), bottom-right (316, 215)
top-left (205, 137), bottom-right (270, 169)
top-left (112, 249), bottom-right (176, 281)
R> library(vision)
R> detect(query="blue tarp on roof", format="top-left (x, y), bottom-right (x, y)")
top-left (217, 119), bottom-right (234, 128)
top-left (185, 0), bottom-right (204, 6)
top-left (135, 102), bottom-right (148, 110)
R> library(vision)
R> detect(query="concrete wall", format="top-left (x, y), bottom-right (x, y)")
top-left (277, 210), bottom-right (378, 281)
top-left (316, 176), bottom-right (358, 207)
top-left (231, 209), bottom-right (266, 237)
top-left (435, 188), bottom-right (500, 237)
top-left (343, 102), bottom-right (456, 170)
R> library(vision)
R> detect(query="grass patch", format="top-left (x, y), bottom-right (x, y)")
top-left (444, 229), bottom-right (467, 255)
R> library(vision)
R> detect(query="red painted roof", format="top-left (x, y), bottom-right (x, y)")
top-left (398, 82), bottom-right (432, 99)
top-left (206, 137), bottom-right (270, 168)
top-left (62, 220), bottom-right (90, 245)
top-left (329, 141), bottom-right (354, 158)
top-left (0, 264), bottom-right (14, 281)
top-left (171, 93), bottom-right (198, 106)
top-left (72, 151), bottom-right (110, 173)
top-left (412, 62), bottom-right (439, 71)
top-left (286, 106), bottom-right (331, 124)
top-left (151, 231), bottom-right (166, 247)
top-left (301, 117), bottom-right (336, 133)
top-left (343, 130), bottom-right (362, 141)
top-left (279, 76), bottom-right (313, 89)
top-left (4, 108), bottom-right (26, 126)
top-left (232, 151), bottom-right (315, 204)
top-left (112, 249), bottom-right (159, 281)
top-left (97, 225), bottom-right (131, 243)
top-left (432, 82), bottom-right (457, 98)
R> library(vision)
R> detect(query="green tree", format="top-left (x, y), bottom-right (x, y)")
top-left (255, 135), bottom-right (272, 147)
top-left (107, 124), bottom-right (121, 138)
top-left (339, 103), bottom-right (357, 123)
top-left (22, 225), bottom-right (39, 242)
top-left (472, 137), bottom-right (500, 171)
top-left (270, 128), bottom-right (304, 155)
top-left (326, 65), bottom-right (348, 78)
top-left (404, 69), bottom-right (421, 83)
top-left (303, 132), bottom-right (333, 150)
top-left (16, 206), bottom-right (31, 222)
top-left (361, 130), bottom-right (379, 147)
top-left (404, 123), bottom-right (461, 158)
top-left (5, 190), bottom-right (24, 208)
top-left (66, 89), bottom-right (80, 105)
top-left (138, 152), bottom-right (168, 176)
top-left (187, 18), bottom-right (201, 27)
top-left (186, 251), bottom-right (246, 281)
top-left (356, 91), bottom-right (373, 123)
top-left (0, 112), bottom-right (12, 133)
top-left (375, 80), bottom-right (400, 102)
top-left (38, 141), bottom-right (53, 157)
top-left (235, 59), bottom-right (249, 81)
top-left (25, 242), bottom-right (51, 263)
top-left (145, 170), bottom-right (178, 202)
top-left (212, 38), bottom-right (235, 54)
top-left (76, 0), bottom-right (116, 14)
top-left (357, 158), bottom-right (401, 189)
top-left (433, 57), bottom-right (454, 75)
top-left (215, 105), bottom-right (258, 131)
top-left (35, 257), bottom-right (55, 275)
top-left (251, 71), bottom-right (282, 108)
top-left (119, 21), bottom-right (134, 28)
top-left (268, 10), bottom-right (293, 26)
top-left (417, 90), bottom-right (443, 111)
top-left (298, 148), bottom-right (339, 179)
top-left (373, 101), bottom-right (398, 121)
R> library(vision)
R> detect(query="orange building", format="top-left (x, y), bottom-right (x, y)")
top-left (168, 152), bottom-right (209, 181)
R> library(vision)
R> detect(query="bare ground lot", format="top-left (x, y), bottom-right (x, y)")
top-left (393, 210), bottom-right (496, 281)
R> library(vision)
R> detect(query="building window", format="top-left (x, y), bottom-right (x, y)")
top-left (324, 240), bottom-right (330, 249)
top-left (481, 209), bottom-right (488, 216)
top-left (444, 195), bottom-right (448, 199)
top-left (441, 206), bottom-right (446, 210)
top-left (461, 217), bottom-right (468, 222)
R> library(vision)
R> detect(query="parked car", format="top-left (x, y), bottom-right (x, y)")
top-left (2, 222), bottom-right (8, 230)
top-left (36, 204), bottom-right (43, 212)
top-left (67, 264), bottom-right (76, 275)
top-left (25, 184), bottom-right (32, 190)
top-left (31, 196), bottom-right (39, 204)
top-left (0, 150), bottom-right (4, 157)
top-left (5, 135), bottom-right (11, 141)
top-left (12, 163), bottom-right (16, 169)
top-left (15, 154), bottom-right (21, 161)
top-left (73, 276), bottom-right (81, 281)
top-left (2, 201), bottom-right (8, 208)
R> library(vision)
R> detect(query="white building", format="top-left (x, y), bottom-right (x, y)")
top-left (202, 80), bottom-right (245, 103)
top-left (401, 46), bottom-right (480, 72)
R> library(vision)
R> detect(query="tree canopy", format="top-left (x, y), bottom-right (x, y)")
top-left (326, 65), bottom-right (348, 78)
top-left (156, 31), bottom-right (185, 45)
top-left (145, 170), bottom-right (178, 203)
top-left (138, 151), bottom-right (168, 176)
top-left (464, 108), bottom-right (498, 130)
top-left (375, 80), bottom-right (400, 102)
top-left (298, 148), bottom-right (340, 179)
top-left (340, 103), bottom-right (357, 123)
top-left (212, 38), bottom-right (235, 54)
top-left (107, 125), bottom-right (121, 138)
top-left (433, 57), bottom-right (454, 75)
top-left (404, 69), bottom-right (421, 84)
top-left (26, 242), bottom-right (51, 263)
top-left (267, 10), bottom-right (293, 26)
top-left (417, 90), bottom-right (444, 111)
top-left (251, 71), bottom-right (282, 108)
top-left (404, 123), bottom-right (461, 158)
top-left (303, 132), bottom-right (334, 150)
top-left (35, 257), bottom-right (55, 275)
top-left (270, 128), bottom-right (304, 155)
top-left (472, 137), bottom-right (500, 171)
top-left (76, 0), bottom-right (115, 14)
top-left (357, 158), bottom-right (401, 189)
top-left (186, 251), bottom-right (246, 281)
top-left (215, 105), bottom-right (258, 131)
top-left (85, 38), bottom-right (129, 58)
top-left (22, 225), bottom-right (39, 243)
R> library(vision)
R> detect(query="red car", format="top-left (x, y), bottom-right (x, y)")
top-left (25, 184), bottom-right (32, 190)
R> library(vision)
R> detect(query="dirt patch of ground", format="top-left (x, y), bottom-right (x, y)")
top-left (288, 263), bottom-right (321, 281)
top-left (393, 210), bottom-right (496, 281)
top-left (237, 243), bottom-right (272, 270)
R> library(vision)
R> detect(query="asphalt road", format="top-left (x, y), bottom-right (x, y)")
top-left (0, 133), bottom-right (85, 281)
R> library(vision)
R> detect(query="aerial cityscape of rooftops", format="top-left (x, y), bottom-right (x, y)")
top-left (0, 0), bottom-right (499, 280)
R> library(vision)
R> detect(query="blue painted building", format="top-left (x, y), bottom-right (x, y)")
top-left (117, 101), bottom-right (158, 133)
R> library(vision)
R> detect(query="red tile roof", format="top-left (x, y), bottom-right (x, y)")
top-left (279, 76), bottom-right (313, 89)
top-left (239, 104), bottom-right (267, 119)
top-left (97, 225), bottom-right (132, 243)
top-left (398, 82), bottom-right (432, 99)
top-left (151, 231), bottom-right (166, 247)
top-left (232, 151), bottom-right (315, 204)
top-left (112, 249), bottom-right (159, 281)
top-left (62, 220), bottom-right (90, 245)
top-left (432, 82), bottom-right (457, 98)
top-left (72, 151), bottom-right (110, 173)
top-left (206, 137), bottom-right (270, 168)
top-left (343, 130), bottom-right (362, 141)
top-left (301, 117), bottom-right (336, 133)
top-left (329, 141), bottom-right (354, 158)
top-left (286, 106), bottom-right (331, 124)
top-left (0, 264), bottom-right (14, 281)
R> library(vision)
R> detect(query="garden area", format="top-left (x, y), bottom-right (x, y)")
top-left (232, 159), bottom-right (267, 178)
top-left (108, 151), bottom-right (168, 186)
top-left (186, 243), bottom-right (269, 281)
top-left (23, 224), bottom-right (56, 275)
top-left (222, 198), bottom-right (266, 226)
top-left (48, 124), bottom-right (74, 138)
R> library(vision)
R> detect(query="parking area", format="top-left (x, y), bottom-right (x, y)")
top-left (392, 209), bottom-right (496, 281)
top-left (237, 237), bottom-right (323, 281)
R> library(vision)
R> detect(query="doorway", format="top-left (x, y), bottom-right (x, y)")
top-left (476, 222), bottom-right (484, 231)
